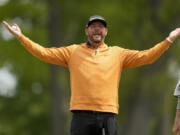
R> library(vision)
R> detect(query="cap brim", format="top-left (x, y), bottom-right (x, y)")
top-left (87, 19), bottom-right (107, 28)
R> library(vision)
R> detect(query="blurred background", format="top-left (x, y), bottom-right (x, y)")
top-left (0, 0), bottom-right (180, 135)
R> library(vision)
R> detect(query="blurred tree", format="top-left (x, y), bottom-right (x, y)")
top-left (47, 0), bottom-right (68, 135)
top-left (0, 0), bottom-right (51, 135)
top-left (0, 0), bottom-right (180, 135)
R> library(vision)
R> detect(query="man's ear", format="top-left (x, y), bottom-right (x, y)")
top-left (105, 28), bottom-right (108, 36)
top-left (85, 28), bottom-right (88, 36)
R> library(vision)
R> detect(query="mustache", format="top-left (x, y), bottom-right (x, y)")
top-left (93, 32), bottom-right (102, 35)
top-left (93, 30), bottom-right (102, 35)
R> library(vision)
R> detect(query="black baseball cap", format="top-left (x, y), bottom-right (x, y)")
top-left (86, 15), bottom-right (107, 28)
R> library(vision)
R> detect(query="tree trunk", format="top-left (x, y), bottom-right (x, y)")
top-left (47, 0), bottom-right (68, 135)
top-left (120, 94), bottom-right (152, 135)
top-left (159, 90), bottom-right (171, 135)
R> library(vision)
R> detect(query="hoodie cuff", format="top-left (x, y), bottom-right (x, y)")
top-left (166, 37), bottom-right (173, 43)
top-left (177, 96), bottom-right (180, 110)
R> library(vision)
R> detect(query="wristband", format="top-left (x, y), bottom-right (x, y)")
top-left (177, 96), bottom-right (180, 110)
top-left (166, 37), bottom-right (173, 43)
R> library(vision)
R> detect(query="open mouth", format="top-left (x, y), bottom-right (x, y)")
top-left (93, 33), bottom-right (102, 37)
top-left (93, 34), bottom-right (101, 37)
top-left (93, 34), bottom-right (101, 40)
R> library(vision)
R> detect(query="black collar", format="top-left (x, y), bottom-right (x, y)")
top-left (86, 41), bottom-right (91, 47)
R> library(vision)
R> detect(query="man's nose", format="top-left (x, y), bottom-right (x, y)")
top-left (94, 27), bottom-right (101, 31)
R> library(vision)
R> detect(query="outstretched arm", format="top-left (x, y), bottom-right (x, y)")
top-left (2, 21), bottom-right (74, 67)
top-left (123, 28), bottom-right (180, 69)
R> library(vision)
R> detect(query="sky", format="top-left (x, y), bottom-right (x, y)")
top-left (0, 65), bottom-right (17, 97)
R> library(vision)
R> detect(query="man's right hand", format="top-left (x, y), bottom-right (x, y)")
top-left (2, 21), bottom-right (22, 38)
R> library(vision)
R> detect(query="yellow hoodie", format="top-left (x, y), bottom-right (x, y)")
top-left (18, 35), bottom-right (171, 114)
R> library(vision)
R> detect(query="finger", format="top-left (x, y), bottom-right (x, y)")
top-left (12, 23), bottom-right (18, 27)
top-left (173, 128), bottom-right (177, 135)
top-left (2, 21), bottom-right (13, 32)
top-left (173, 130), bottom-right (177, 135)
top-left (2, 20), bottom-right (8, 25)
top-left (2, 21), bottom-right (11, 28)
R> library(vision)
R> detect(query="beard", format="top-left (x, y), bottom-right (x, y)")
top-left (89, 34), bottom-right (104, 43)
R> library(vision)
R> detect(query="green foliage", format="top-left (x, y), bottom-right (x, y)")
top-left (0, 0), bottom-right (180, 135)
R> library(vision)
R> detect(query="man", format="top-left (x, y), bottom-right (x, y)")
top-left (173, 80), bottom-right (180, 135)
top-left (2, 15), bottom-right (180, 135)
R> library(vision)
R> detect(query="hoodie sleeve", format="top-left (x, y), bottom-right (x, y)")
top-left (122, 39), bottom-right (171, 69)
top-left (17, 34), bottom-right (76, 67)
top-left (174, 80), bottom-right (180, 97)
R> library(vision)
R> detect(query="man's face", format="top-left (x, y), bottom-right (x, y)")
top-left (85, 21), bottom-right (108, 44)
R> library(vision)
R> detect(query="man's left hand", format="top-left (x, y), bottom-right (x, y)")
top-left (168, 28), bottom-right (180, 42)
